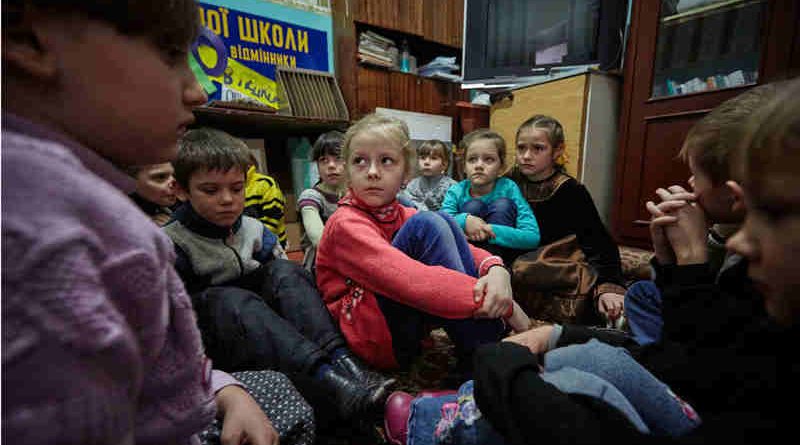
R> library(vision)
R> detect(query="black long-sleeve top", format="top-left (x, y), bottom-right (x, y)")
top-left (508, 168), bottom-right (625, 293)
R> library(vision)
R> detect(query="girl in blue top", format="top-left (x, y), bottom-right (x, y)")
top-left (441, 129), bottom-right (540, 264)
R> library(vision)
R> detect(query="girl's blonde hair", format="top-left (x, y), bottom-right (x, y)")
top-left (516, 114), bottom-right (568, 167)
top-left (342, 113), bottom-right (414, 182)
top-left (459, 129), bottom-right (507, 169)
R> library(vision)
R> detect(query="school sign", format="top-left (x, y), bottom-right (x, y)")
top-left (194, 0), bottom-right (333, 108)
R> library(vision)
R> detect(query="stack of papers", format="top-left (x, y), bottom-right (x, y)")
top-left (358, 31), bottom-right (397, 69)
top-left (418, 56), bottom-right (461, 82)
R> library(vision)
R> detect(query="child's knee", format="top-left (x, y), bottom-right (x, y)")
top-left (460, 199), bottom-right (488, 216)
top-left (544, 339), bottom-right (631, 372)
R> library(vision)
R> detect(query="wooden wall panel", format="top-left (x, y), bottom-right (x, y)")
top-left (490, 75), bottom-right (588, 176)
top-left (356, 67), bottom-right (390, 117)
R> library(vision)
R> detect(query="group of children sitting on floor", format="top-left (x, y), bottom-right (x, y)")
top-left (3, 2), bottom-right (799, 445)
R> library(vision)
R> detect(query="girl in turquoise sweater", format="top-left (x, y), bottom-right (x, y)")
top-left (441, 129), bottom-right (540, 264)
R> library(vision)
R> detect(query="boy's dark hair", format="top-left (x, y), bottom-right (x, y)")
top-left (174, 127), bottom-right (251, 189)
top-left (418, 139), bottom-right (451, 170)
top-left (460, 129), bottom-right (507, 168)
top-left (311, 130), bottom-right (345, 162)
top-left (2, 0), bottom-right (199, 52)
top-left (679, 82), bottom-right (780, 185)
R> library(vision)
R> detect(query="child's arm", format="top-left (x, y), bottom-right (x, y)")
top-left (506, 301), bottom-right (531, 333)
top-left (300, 206), bottom-right (325, 247)
top-left (486, 180), bottom-right (540, 250)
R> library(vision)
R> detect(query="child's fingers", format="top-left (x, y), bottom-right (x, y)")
top-left (651, 215), bottom-right (679, 226)
top-left (655, 188), bottom-right (696, 203)
top-left (654, 199), bottom-right (690, 213)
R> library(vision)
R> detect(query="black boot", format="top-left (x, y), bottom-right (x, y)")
top-left (318, 365), bottom-right (378, 420)
top-left (333, 353), bottom-right (396, 405)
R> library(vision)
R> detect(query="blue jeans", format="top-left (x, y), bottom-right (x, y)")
top-left (411, 370), bottom-right (649, 445)
top-left (459, 198), bottom-right (523, 265)
top-left (410, 340), bottom-right (701, 445)
top-left (459, 197), bottom-right (517, 228)
top-left (377, 211), bottom-right (506, 377)
top-left (545, 339), bottom-right (701, 436)
top-left (625, 280), bottom-right (663, 345)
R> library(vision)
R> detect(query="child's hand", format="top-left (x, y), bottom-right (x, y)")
top-left (474, 265), bottom-right (513, 319)
top-left (465, 215), bottom-right (491, 241)
top-left (503, 324), bottom-right (554, 355)
top-left (647, 185), bottom-right (699, 265)
top-left (506, 300), bottom-right (531, 333)
top-left (216, 385), bottom-right (280, 445)
top-left (597, 292), bottom-right (625, 321)
top-left (653, 186), bottom-right (708, 265)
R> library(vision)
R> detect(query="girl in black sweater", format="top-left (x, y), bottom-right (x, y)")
top-left (508, 115), bottom-right (626, 324)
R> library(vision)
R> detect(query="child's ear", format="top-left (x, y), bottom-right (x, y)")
top-left (726, 180), bottom-right (747, 215)
top-left (2, 9), bottom-right (59, 80)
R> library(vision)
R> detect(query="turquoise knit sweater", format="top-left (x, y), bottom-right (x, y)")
top-left (440, 177), bottom-right (540, 250)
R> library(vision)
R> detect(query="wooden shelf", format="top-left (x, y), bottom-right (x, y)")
top-left (192, 106), bottom-right (349, 138)
top-left (661, 0), bottom-right (762, 24)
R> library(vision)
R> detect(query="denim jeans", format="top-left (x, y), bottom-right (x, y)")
top-left (409, 339), bottom-right (702, 445)
top-left (191, 259), bottom-right (346, 375)
top-left (624, 280), bottom-right (663, 345)
top-left (458, 197), bottom-right (524, 265)
top-left (411, 370), bottom-right (649, 445)
top-left (459, 197), bottom-right (517, 227)
top-left (377, 211), bottom-right (506, 377)
top-left (545, 339), bottom-right (701, 436)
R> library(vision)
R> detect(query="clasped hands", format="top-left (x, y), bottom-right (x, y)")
top-left (646, 185), bottom-right (708, 266)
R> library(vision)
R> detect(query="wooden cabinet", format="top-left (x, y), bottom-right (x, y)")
top-left (333, 0), bottom-right (468, 136)
top-left (491, 72), bottom-right (622, 223)
top-left (353, 0), bottom-right (462, 47)
top-left (612, 0), bottom-right (800, 248)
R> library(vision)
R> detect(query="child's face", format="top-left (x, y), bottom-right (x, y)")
top-left (347, 133), bottom-right (407, 207)
top-left (136, 163), bottom-right (177, 207)
top-left (727, 196), bottom-right (800, 326)
top-left (34, 20), bottom-right (207, 166)
top-left (419, 153), bottom-right (445, 177)
top-left (465, 139), bottom-right (502, 189)
top-left (181, 167), bottom-right (246, 227)
top-left (516, 127), bottom-right (563, 181)
top-left (317, 154), bottom-right (345, 188)
top-left (687, 152), bottom-right (743, 223)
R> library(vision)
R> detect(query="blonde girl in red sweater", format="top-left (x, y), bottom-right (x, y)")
top-left (315, 113), bottom-right (528, 378)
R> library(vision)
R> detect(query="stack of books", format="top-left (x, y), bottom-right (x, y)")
top-left (358, 31), bottom-right (397, 69)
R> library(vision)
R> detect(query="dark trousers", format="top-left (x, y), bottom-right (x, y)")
top-left (191, 259), bottom-right (346, 376)
top-left (379, 211), bottom-right (506, 379)
top-left (459, 197), bottom-right (526, 265)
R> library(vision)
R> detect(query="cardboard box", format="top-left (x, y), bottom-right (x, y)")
top-left (285, 222), bottom-right (303, 252)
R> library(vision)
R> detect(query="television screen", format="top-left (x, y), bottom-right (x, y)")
top-left (463, 0), bottom-right (628, 86)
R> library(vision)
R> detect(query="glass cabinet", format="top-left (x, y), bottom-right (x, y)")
top-left (651, 0), bottom-right (767, 98)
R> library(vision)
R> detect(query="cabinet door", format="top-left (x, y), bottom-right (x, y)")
top-left (612, 0), bottom-right (799, 248)
top-left (423, 0), bottom-right (464, 48)
top-left (356, 67), bottom-right (390, 118)
top-left (354, 0), bottom-right (424, 36)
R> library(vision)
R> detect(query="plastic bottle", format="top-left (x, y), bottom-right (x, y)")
top-left (400, 40), bottom-right (410, 73)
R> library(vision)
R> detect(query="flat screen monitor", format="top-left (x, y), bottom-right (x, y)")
top-left (462, 0), bottom-right (629, 86)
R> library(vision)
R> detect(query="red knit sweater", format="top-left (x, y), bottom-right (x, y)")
top-left (315, 193), bottom-right (503, 369)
